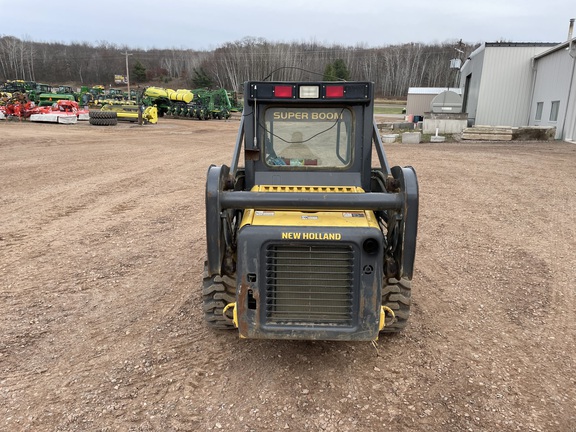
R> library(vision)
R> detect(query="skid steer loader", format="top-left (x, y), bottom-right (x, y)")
top-left (204, 81), bottom-right (418, 341)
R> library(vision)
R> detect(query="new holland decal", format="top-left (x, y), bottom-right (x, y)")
top-left (281, 232), bottom-right (342, 240)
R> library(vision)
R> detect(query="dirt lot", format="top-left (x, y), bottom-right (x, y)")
top-left (1, 118), bottom-right (575, 431)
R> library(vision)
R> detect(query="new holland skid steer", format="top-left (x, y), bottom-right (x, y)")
top-left (204, 81), bottom-right (418, 341)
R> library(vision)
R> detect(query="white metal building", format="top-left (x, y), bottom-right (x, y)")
top-left (459, 43), bottom-right (557, 127)
top-left (529, 40), bottom-right (576, 141)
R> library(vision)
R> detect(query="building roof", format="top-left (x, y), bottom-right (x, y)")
top-left (534, 37), bottom-right (576, 59)
top-left (408, 87), bottom-right (462, 95)
top-left (484, 42), bottom-right (559, 48)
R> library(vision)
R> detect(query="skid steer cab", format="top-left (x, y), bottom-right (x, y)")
top-left (204, 81), bottom-right (418, 341)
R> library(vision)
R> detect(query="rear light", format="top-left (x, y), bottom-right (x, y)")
top-left (299, 85), bottom-right (320, 98)
top-left (274, 85), bottom-right (293, 98)
top-left (325, 85), bottom-right (344, 98)
top-left (248, 82), bottom-right (369, 101)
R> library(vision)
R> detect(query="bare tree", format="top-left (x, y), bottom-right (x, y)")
top-left (0, 35), bottom-right (478, 98)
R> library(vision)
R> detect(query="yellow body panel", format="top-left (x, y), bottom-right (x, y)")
top-left (240, 185), bottom-right (380, 229)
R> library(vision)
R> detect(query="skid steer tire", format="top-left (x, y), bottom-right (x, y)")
top-left (202, 263), bottom-right (236, 329)
top-left (89, 117), bottom-right (118, 126)
top-left (380, 277), bottom-right (412, 333)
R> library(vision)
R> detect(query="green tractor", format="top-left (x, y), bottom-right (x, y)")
top-left (78, 85), bottom-right (102, 107)
top-left (35, 84), bottom-right (77, 107)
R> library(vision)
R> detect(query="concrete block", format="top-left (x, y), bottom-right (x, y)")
top-left (402, 132), bottom-right (421, 144)
top-left (376, 122), bottom-right (395, 131)
top-left (430, 135), bottom-right (446, 142)
top-left (381, 134), bottom-right (398, 143)
top-left (423, 118), bottom-right (468, 134)
top-left (392, 122), bottom-right (416, 130)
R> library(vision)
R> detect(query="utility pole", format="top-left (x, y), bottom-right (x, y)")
top-left (452, 39), bottom-right (465, 88)
top-left (123, 51), bottom-right (133, 99)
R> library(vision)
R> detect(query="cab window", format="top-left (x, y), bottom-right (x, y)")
top-left (263, 107), bottom-right (353, 168)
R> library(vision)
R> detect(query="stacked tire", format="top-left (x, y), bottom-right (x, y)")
top-left (89, 110), bottom-right (117, 126)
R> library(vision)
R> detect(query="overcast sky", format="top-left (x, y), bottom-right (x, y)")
top-left (1, 1), bottom-right (573, 50)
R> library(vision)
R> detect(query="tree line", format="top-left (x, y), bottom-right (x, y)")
top-left (0, 35), bottom-right (478, 97)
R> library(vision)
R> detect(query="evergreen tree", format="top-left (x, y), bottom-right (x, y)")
top-left (332, 59), bottom-right (350, 81)
top-left (323, 59), bottom-right (350, 81)
top-left (132, 61), bottom-right (147, 83)
top-left (191, 68), bottom-right (214, 88)
top-left (323, 63), bottom-right (335, 81)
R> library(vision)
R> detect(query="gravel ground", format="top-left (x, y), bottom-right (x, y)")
top-left (1, 118), bottom-right (575, 431)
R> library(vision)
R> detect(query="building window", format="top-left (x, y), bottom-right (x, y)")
top-left (550, 101), bottom-right (560, 122)
top-left (535, 102), bottom-right (543, 121)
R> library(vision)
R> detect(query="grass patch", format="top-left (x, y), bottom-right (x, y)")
top-left (374, 106), bottom-right (405, 114)
top-left (375, 99), bottom-right (406, 105)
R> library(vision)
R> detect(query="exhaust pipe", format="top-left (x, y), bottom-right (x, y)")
top-left (570, 19), bottom-right (576, 59)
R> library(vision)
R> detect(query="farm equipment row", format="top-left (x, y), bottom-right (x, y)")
top-left (0, 80), bottom-right (134, 108)
top-left (1, 79), bottom-right (242, 124)
top-left (0, 95), bottom-right (89, 124)
top-left (142, 86), bottom-right (241, 120)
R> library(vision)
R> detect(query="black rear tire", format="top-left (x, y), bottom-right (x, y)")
top-left (202, 263), bottom-right (236, 329)
top-left (89, 110), bottom-right (118, 126)
top-left (89, 110), bottom-right (117, 120)
top-left (89, 116), bottom-right (117, 126)
top-left (380, 277), bottom-right (412, 333)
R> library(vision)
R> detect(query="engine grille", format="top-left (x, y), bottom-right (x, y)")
top-left (265, 244), bottom-right (355, 326)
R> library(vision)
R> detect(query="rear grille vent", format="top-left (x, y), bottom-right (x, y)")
top-left (265, 244), bottom-right (354, 326)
